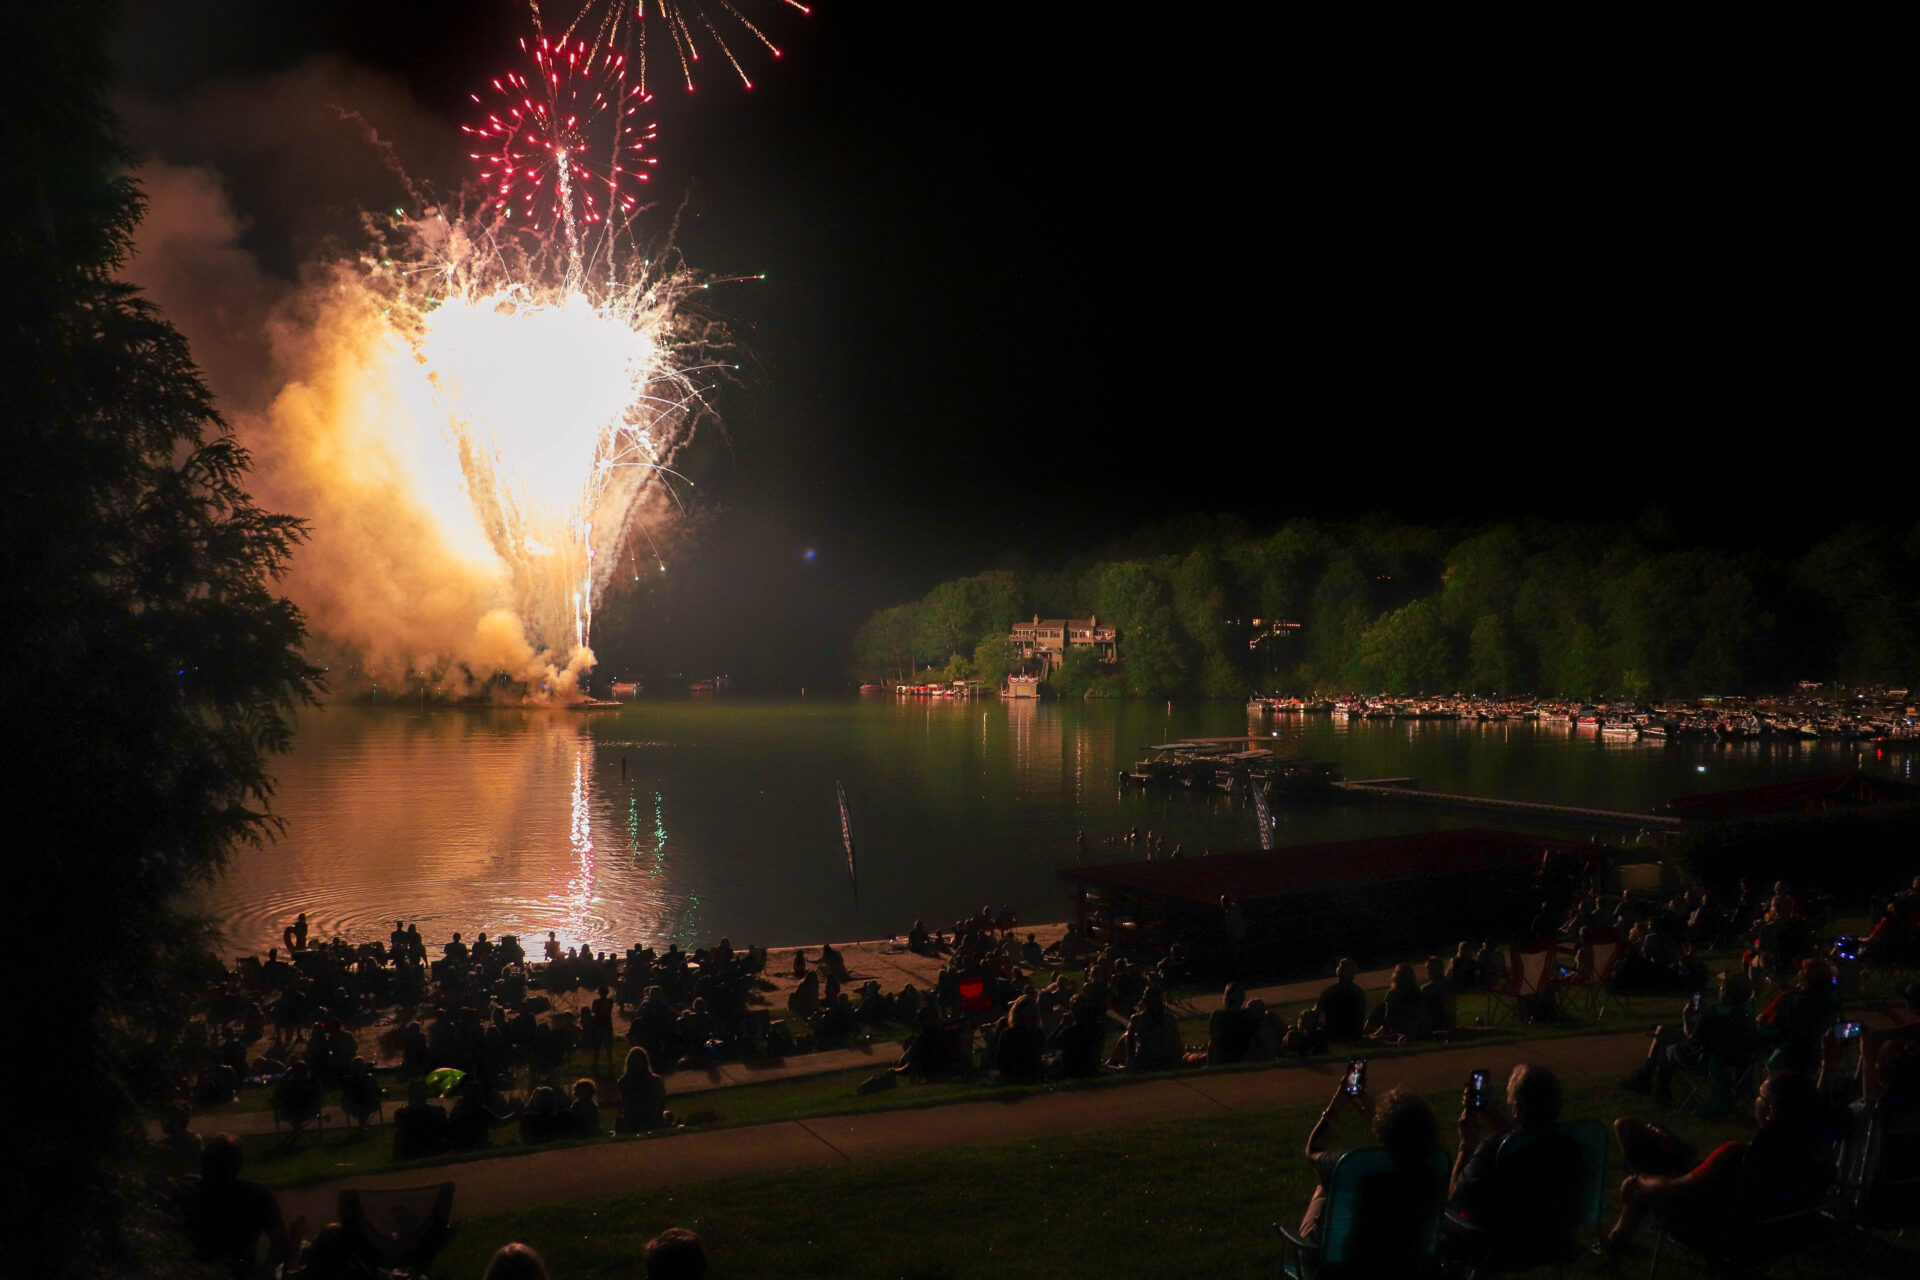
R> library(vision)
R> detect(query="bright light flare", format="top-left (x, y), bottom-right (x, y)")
top-left (359, 205), bottom-right (720, 689)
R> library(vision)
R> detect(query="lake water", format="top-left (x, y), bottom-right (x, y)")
top-left (202, 698), bottom-right (1913, 958)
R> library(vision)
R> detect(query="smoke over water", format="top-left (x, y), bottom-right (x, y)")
top-left (125, 142), bottom-right (712, 703)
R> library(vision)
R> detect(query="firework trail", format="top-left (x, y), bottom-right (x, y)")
top-left (534, 0), bottom-right (813, 97)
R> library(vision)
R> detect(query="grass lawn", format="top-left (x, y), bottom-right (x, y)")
top-left (422, 1070), bottom-right (1905, 1280)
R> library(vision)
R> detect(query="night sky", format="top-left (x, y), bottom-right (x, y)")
top-left (109, 4), bottom-right (1894, 683)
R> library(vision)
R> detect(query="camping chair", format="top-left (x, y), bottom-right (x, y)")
top-left (1562, 927), bottom-right (1626, 1018)
top-left (339, 1181), bottom-right (456, 1278)
top-left (271, 1081), bottom-right (330, 1145)
top-left (1275, 1146), bottom-right (1449, 1278)
top-left (1645, 1184), bottom-right (1832, 1277)
top-left (1440, 1119), bottom-right (1607, 1277)
top-left (1484, 941), bottom-right (1557, 1026)
top-left (1831, 1097), bottom-right (1920, 1235)
top-left (1672, 1050), bottom-right (1758, 1120)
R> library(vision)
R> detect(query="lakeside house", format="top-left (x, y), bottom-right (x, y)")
top-left (1009, 615), bottom-right (1119, 673)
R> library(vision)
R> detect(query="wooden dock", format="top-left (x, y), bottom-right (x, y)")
top-left (1333, 780), bottom-right (1684, 828)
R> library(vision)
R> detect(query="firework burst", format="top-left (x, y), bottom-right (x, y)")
top-left (464, 36), bottom-right (658, 234)
top-left (345, 201), bottom-right (727, 688)
top-left (635, 0), bottom-right (811, 94)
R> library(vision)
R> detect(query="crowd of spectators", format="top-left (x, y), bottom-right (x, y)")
top-left (159, 858), bottom-right (1920, 1274)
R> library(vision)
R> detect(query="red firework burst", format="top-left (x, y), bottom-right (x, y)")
top-left (636, 0), bottom-right (812, 95)
top-left (463, 36), bottom-right (659, 231)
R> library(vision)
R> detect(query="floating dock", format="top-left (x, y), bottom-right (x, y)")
top-left (1333, 779), bottom-right (1684, 828)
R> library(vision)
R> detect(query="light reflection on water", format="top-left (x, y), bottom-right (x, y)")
top-left (198, 701), bottom-right (1904, 959)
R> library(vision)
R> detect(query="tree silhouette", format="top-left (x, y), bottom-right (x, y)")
top-left (4, 8), bottom-right (319, 1275)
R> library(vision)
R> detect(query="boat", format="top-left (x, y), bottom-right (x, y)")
top-left (1003, 673), bottom-right (1040, 699)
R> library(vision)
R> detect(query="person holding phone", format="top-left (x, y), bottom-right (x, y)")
top-left (1297, 1071), bottom-right (1443, 1273)
top-left (1449, 1064), bottom-right (1585, 1264)
top-left (1622, 972), bottom-right (1755, 1115)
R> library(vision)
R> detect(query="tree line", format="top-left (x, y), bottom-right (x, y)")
top-left (850, 513), bottom-right (1920, 699)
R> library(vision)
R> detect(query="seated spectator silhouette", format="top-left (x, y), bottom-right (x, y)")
top-left (645, 1226), bottom-right (709, 1280)
top-left (1623, 972), bottom-right (1755, 1112)
top-left (811, 991), bottom-right (856, 1045)
top-left (1476, 939), bottom-right (1508, 989)
top-left (1116, 986), bottom-right (1184, 1071)
top-left (1203, 982), bottom-right (1261, 1064)
top-left (993, 994), bottom-right (1046, 1084)
top-left (1448, 1064), bottom-right (1585, 1266)
top-left (1318, 958), bottom-right (1367, 1041)
top-left (818, 941), bottom-right (849, 982)
top-left (1366, 963), bottom-right (1433, 1044)
top-left (1603, 1071), bottom-right (1829, 1261)
top-left (617, 1046), bottom-right (673, 1132)
top-left (569, 1077), bottom-right (602, 1136)
top-left (1447, 940), bottom-right (1480, 991)
top-left (183, 1133), bottom-right (301, 1278)
top-left (1051, 995), bottom-right (1107, 1079)
top-left (1422, 956), bottom-right (1455, 1034)
top-left (448, 1078), bottom-right (520, 1150)
top-left (482, 1242), bottom-right (553, 1280)
top-left (519, 1085), bottom-right (572, 1144)
top-left (1296, 1081), bottom-right (1444, 1274)
top-left (391, 1079), bottom-right (450, 1161)
top-left (895, 1006), bottom-right (972, 1079)
top-left (283, 1221), bottom-right (365, 1280)
top-left (1021, 933), bottom-right (1045, 969)
top-left (157, 1104), bottom-right (203, 1174)
top-left (272, 1060), bottom-right (325, 1140)
top-left (787, 970), bottom-right (821, 1019)
top-left (338, 1057), bottom-right (384, 1139)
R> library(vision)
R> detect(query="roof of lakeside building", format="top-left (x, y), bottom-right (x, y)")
top-left (1059, 827), bottom-right (1583, 909)
top-left (1664, 770), bottom-right (1920, 820)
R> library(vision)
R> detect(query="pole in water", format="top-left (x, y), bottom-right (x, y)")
top-left (620, 756), bottom-right (627, 778)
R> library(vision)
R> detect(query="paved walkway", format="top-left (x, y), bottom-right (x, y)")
top-left (275, 1028), bottom-right (1651, 1230)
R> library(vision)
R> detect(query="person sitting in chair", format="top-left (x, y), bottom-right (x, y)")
top-left (1296, 1079), bottom-right (1444, 1274)
top-left (1622, 972), bottom-right (1755, 1112)
top-left (1448, 1064), bottom-right (1585, 1265)
top-left (272, 1061), bottom-right (324, 1140)
top-left (1602, 1071), bottom-right (1829, 1261)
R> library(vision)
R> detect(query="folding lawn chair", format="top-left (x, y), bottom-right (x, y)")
top-left (1275, 1146), bottom-right (1449, 1278)
top-left (1562, 927), bottom-right (1626, 1018)
top-left (339, 1181), bottom-right (456, 1278)
top-left (1484, 941), bottom-right (1557, 1026)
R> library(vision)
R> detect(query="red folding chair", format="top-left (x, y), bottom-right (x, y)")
top-left (1485, 940), bottom-right (1557, 1026)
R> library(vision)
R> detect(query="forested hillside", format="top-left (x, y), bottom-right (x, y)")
top-left (850, 515), bottom-right (1920, 698)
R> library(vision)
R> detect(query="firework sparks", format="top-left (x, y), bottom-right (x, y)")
top-left (323, 203), bottom-right (726, 697)
top-left (463, 36), bottom-right (658, 234)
